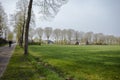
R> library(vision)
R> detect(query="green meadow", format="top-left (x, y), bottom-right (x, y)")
top-left (1, 45), bottom-right (120, 80)
top-left (29, 45), bottom-right (120, 80)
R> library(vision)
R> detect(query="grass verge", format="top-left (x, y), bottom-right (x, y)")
top-left (1, 46), bottom-right (64, 80)
top-left (1, 46), bottom-right (40, 80)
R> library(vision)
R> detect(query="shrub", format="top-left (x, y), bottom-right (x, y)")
top-left (0, 38), bottom-right (8, 46)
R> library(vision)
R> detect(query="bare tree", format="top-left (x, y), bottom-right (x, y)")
top-left (35, 0), bottom-right (68, 20)
top-left (107, 35), bottom-right (115, 45)
top-left (79, 31), bottom-right (85, 43)
top-left (66, 29), bottom-right (74, 44)
top-left (61, 29), bottom-right (67, 44)
top-left (0, 2), bottom-right (4, 38)
top-left (0, 2), bottom-right (8, 39)
top-left (29, 27), bottom-right (35, 41)
top-left (24, 0), bottom-right (33, 54)
top-left (84, 32), bottom-right (93, 45)
top-left (98, 33), bottom-right (105, 44)
top-left (93, 33), bottom-right (109, 45)
top-left (117, 37), bottom-right (120, 45)
top-left (12, 11), bottom-right (24, 45)
top-left (53, 28), bottom-right (61, 44)
top-left (44, 27), bottom-right (52, 44)
top-left (36, 27), bottom-right (43, 45)
top-left (74, 31), bottom-right (80, 42)
top-left (16, 0), bottom-right (28, 47)
top-left (93, 33), bottom-right (99, 44)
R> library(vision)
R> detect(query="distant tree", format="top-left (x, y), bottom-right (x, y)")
top-left (66, 29), bottom-right (74, 44)
top-left (36, 27), bottom-right (43, 45)
top-left (61, 29), bottom-right (67, 44)
top-left (44, 27), bottom-right (52, 44)
top-left (79, 31), bottom-right (85, 43)
top-left (93, 33), bottom-right (99, 44)
top-left (98, 33), bottom-right (105, 44)
top-left (29, 27), bottom-right (35, 41)
top-left (8, 31), bottom-right (13, 41)
top-left (53, 28), bottom-right (61, 44)
top-left (84, 32), bottom-right (93, 44)
top-left (112, 36), bottom-right (118, 45)
top-left (74, 31), bottom-right (80, 42)
top-left (107, 35), bottom-right (115, 45)
top-left (117, 37), bottom-right (120, 45)
top-left (93, 33), bottom-right (107, 45)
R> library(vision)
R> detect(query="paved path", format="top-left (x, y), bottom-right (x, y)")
top-left (0, 44), bottom-right (16, 78)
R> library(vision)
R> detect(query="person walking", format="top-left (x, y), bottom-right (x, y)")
top-left (8, 41), bottom-right (12, 47)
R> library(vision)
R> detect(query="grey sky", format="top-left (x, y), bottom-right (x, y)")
top-left (0, 0), bottom-right (120, 36)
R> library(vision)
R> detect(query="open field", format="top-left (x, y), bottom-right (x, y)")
top-left (29, 45), bottom-right (120, 80)
top-left (1, 45), bottom-right (120, 80)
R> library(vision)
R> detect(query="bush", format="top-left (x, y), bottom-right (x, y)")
top-left (28, 42), bottom-right (41, 45)
top-left (0, 38), bottom-right (8, 46)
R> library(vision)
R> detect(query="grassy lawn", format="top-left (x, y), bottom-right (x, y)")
top-left (1, 46), bottom-right (41, 80)
top-left (1, 45), bottom-right (120, 80)
top-left (29, 45), bottom-right (120, 80)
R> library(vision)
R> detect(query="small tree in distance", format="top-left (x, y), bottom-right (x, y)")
top-left (44, 27), bottom-right (52, 44)
top-left (36, 27), bottom-right (43, 45)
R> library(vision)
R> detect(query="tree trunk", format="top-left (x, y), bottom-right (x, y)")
top-left (20, 14), bottom-right (26, 47)
top-left (47, 37), bottom-right (49, 44)
top-left (24, 0), bottom-right (33, 55)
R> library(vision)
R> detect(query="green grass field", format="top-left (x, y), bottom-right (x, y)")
top-left (1, 45), bottom-right (120, 80)
top-left (29, 45), bottom-right (120, 80)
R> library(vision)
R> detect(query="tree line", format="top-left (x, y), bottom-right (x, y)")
top-left (29, 27), bottom-right (120, 45)
top-left (0, 2), bottom-right (14, 45)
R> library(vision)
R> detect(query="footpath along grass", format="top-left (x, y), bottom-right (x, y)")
top-left (0, 46), bottom-right (41, 80)
top-left (29, 45), bottom-right (120, 80)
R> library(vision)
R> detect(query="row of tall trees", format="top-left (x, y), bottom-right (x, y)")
top-left (11, 0), bottom-right (68, 54)
top-left (0, 2), bottom-right (8, 39)
top-left (31, 27), bottom-right (120, 45)
top-left (0, 2), bottom-right (13, 41)
top-left (11, 0), bottom-right (35, 47)
top-left (11, 0), bottom-right (31, 47)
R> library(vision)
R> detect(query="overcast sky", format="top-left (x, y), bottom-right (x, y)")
top-left (0, 0), bottom-right (120, 36)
